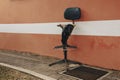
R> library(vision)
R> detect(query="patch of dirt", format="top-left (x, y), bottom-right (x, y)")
top-left (0, 65), bottom-right (43, 80)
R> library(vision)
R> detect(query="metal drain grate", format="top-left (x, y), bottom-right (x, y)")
top-left (63, 66), bottom-right (108, 80)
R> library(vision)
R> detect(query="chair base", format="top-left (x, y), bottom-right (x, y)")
top-left (49, 44), bottom-right (80, 71)
top-left (49, 59), bottom-right (81, 66)
top-left (49, 59), bottom-right (81, 71)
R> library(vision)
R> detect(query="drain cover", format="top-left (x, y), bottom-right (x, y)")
top-left (63, 66), bottom-right (108, 80)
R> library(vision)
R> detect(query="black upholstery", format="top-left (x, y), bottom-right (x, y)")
top-left (61, 24), bottom-right (74, 46)
top-left (62, 7), bottom-right (81, 48)
top-left (64, 7), bottom-right (81, 20)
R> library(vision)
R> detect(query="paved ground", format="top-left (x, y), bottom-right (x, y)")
top-left (0, 50), bottom-right (120, 80)
top-left (0, 65), bottom-right (43, 80)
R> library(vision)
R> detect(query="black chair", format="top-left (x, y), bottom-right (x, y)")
top-left (49, 7), bottom-right (81, 71)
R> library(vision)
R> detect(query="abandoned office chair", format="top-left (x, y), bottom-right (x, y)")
top-left (49, 7), bottom-right (81, 71)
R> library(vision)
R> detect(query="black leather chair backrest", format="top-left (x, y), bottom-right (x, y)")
top-left (64, 7), bottom-right (81, 20)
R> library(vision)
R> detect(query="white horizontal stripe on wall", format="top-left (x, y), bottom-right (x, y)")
top-left (0, 20), bottom-right (120, 36)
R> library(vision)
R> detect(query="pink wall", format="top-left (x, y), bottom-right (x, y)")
top-left (0, 0), bottom-right (120, 23)
top-left (0, 0), bottom-right (120, 70)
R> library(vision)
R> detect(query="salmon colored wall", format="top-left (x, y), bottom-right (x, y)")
top-left (0, 0), bottom-right (120, 70)
top-left (0, 33), bottom-right (120, 70)
top-left (0, 0), bottom-right (120, 23)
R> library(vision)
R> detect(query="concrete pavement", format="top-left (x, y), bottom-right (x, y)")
top-left (0, 50), bottom-right (120, 80)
